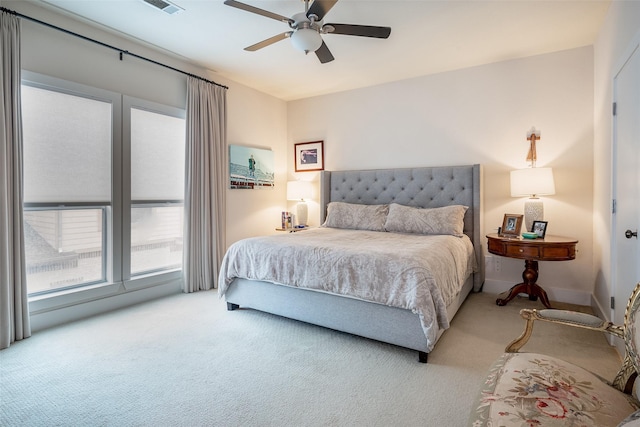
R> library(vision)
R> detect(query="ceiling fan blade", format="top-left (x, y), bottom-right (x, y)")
top-left (244, 32), bottom-right (292, 51)
top-left (325, 23), bottom-right (391, 39)
top-left (224, 0), bottom-right (293, 24)
top-left (307, 0), bottom-right (338, 21)
top-left (315, 41), bottom-right (335, 64)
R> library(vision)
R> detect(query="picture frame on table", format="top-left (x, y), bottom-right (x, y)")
top-left (500, 214), bottom-right (523, 237)
top-left (532, 220), bottom-right (548, 238)
top-left (295, 141), bottom-right (324, 172)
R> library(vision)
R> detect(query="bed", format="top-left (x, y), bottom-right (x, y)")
top-left (219, 164), bottom-right (484, 363)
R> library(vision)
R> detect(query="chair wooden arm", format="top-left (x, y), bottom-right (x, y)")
top-left (505, 308), bottom-right (623, 353)
top-left (613, 355), bottom-right (639, 395)
top-left (502, 283), bottom-right (640, 397)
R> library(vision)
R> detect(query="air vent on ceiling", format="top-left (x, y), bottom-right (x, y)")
top-left (141, 0), bottom-right (184, 15)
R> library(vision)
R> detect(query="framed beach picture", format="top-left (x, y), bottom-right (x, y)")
top-left (228, 145), bottom-right (275, 189)
top-left (295, 141), bottom-right (324, 172)
top-left (500, 213), bottom-right (523, 237)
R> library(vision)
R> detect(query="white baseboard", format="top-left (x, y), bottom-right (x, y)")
top-left (482, 279), bottom-right (592, 306)
top-left (590, 293), bottom-right (612, 323)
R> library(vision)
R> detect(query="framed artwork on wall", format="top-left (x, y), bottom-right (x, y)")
top-left (295, 141), bottom-right (324, 172)
top-left (500, 213), bottom-right (523, 237)
top-left (228, 145), bottom-right (275, 189)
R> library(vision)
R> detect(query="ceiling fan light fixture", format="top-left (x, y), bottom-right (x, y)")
top-left (224, 0), bottom-right (391, 63)
top-left (290, 28), bottom-right (322, 53)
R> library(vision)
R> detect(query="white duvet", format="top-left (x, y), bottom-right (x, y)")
top-left (218, 227), bottom-right (476, 350)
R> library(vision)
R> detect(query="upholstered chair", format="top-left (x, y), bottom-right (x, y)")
top-left (469, 283), bottom-right (640, 427)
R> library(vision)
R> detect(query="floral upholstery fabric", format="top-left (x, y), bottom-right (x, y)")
top-left (469, 352), bottom-right (639, 427)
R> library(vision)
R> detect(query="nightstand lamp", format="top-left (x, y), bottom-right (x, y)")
top-left (511, 167), bottom-right (556, 232)
top-left (287, 180), bottom-right (313, 226)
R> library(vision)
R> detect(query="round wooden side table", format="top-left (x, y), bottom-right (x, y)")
top-left (486, 233), bottom-right (578, 308)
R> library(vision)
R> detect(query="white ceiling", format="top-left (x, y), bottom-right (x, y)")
top-left (34, 0), bottom-right (611, 101)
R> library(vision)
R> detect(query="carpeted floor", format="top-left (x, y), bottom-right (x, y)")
top-left (0, 290), bottom-right (621, 427)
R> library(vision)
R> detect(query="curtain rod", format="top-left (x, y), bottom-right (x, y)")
top-left (1, 6), bottom-right (228, 90)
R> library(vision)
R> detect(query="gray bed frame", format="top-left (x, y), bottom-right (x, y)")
top-left (224, 164), bottom-right (484, 363)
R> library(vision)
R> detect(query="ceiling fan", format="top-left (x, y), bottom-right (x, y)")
top-left (223, 0), bottom-right (391, 64)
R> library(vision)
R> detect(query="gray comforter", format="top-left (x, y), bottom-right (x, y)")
top-left (218, 227), bottom-right (476, 349)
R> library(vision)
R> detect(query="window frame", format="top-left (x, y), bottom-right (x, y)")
top-left (123, 96), bottom-right (186, 283)
top-left (21, 71), bottom-right (185, 306)
top-left (23, 203), bottom-right (108, 296)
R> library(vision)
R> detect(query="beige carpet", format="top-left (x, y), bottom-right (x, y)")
top-left (0, 290), bottom-right (621, 426)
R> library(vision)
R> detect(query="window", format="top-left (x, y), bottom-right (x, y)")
top-left (23, 207), bottom-right (106, 294)
top-left (128, 104), bottom-right (185, 276)
top-left (21, 83), bottom-right (113, 295)
top-left (21, 74), bottom-right (185, 296)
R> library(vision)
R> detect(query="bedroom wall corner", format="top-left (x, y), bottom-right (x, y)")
top-left (287, 47), bottom-right (595, 305)
top-left (592, 1), bottom-right (640, 319)
top-left (225, 83), bottom-right (288, 246)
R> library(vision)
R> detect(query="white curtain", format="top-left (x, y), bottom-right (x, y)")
top-left (1, 11), bottom-right (30, 349)
top-left (183, 77), bottom-right (228, 293)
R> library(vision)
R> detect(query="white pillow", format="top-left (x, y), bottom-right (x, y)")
top-left (384, 203), bottom-right (468, 236)
top-left (322, 202), bottom-right (388, 231)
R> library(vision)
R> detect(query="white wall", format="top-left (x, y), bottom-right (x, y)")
top-left (226, 83), bottom-right (288, 245)
top-left (289, 47), bottom-right (595, 305)
top-left (593, 2), bottom-right (640, 318)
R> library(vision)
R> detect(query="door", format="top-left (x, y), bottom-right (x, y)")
top-left (612, 37), bottom-right (640, 355)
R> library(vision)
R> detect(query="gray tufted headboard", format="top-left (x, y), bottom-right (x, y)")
top-left (320, 164), bottom-right (484, 291)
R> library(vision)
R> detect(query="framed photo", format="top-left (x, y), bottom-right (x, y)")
top-left (532, 220), bottom-right (548, 238)
top-left (501, 214), bottom-right (523, 237)
top-left (295, 141), bottom-right (324, 172)
top-left (228, 145), bottom-right (275, 189)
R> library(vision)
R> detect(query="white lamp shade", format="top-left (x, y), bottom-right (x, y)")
top-left (287, 181), bottom-right (313, 201)
top-left (510, 167), bottom-right (556, 197)
top-left (290, 28), bottom-right (322, 53)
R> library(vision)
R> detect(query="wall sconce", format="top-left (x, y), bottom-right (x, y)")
top-left (510, 127), bottom-right (556, 232)
top-left (287, 180), bottom-right (314, 226)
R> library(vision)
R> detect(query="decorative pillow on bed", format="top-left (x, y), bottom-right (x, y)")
top-left (322, 202), bottom-right (389, 231)
top-left (384, 203), bottom-right (468, 236)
